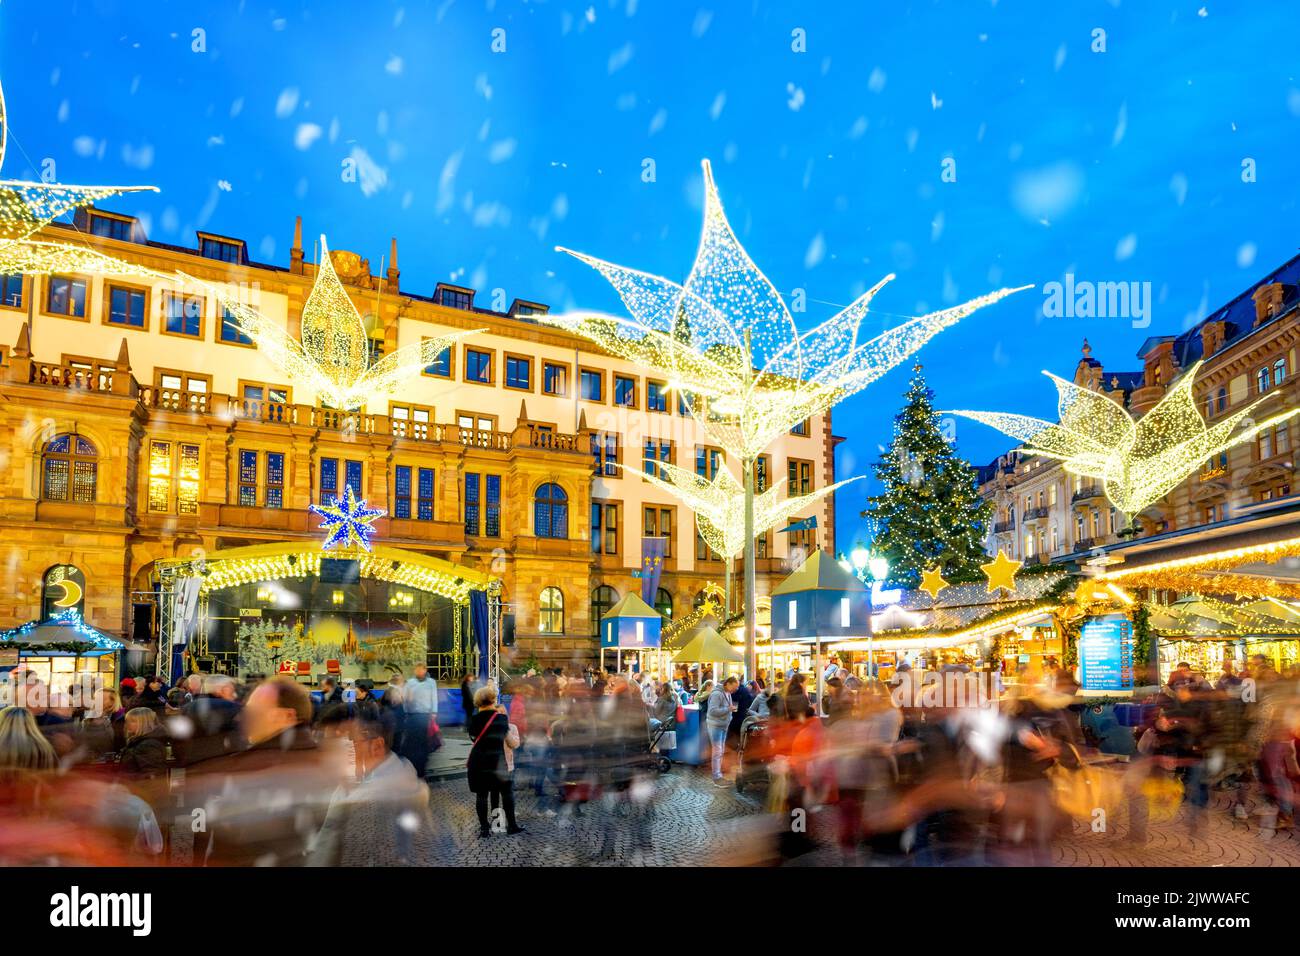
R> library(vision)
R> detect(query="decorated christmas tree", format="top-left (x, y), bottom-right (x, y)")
top-left (864, 363), bottom-right (993, 588)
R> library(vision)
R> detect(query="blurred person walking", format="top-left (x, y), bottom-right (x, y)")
top-left (706, 676), bottom-right (739, 785)
top-left (466, 684), bottom-right (524, 837)
top-left (400, 662), bottom-right (439, 777)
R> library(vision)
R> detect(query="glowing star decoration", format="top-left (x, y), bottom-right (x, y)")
top-left (919, 565), bottom-right (950, 601)
top-left (194, 236), bottom-right (485, 411)
top-left (980, 549), bottom-right (1022, 594)
top-left (633, 460), bottom-right (861, 560)
top-left (946, 360), bottom-right (1300, 524)
top-left (309, 485), bottom-right (385, 552)
top-left (544, 159), bottom-right (1030, 462)
top-left (0, 77), bottom-right (162, 278)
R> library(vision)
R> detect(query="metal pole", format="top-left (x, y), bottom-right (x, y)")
top-left (742, 328), bottom-right (757, 681)
top-left (866, 580), bottom-right (875, 683)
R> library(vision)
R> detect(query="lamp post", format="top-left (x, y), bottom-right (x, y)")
top-left (849, 546), bottom-right (888, 682)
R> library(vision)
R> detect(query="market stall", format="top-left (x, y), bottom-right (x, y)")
top-left (0, 609), bottom-right (124, 701)
top-left (669, 625), bottom-right (743, 766)
top-left (597, 592), bottom-right (664, 677)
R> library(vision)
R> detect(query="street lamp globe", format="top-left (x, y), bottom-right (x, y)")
top-left (868, 556), bottom-right (890, 583)
top-left (850, 546), bottom-right (871, 573)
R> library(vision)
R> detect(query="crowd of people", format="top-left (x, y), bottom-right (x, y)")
top-left (0, 652), bottom-right (1297, 866)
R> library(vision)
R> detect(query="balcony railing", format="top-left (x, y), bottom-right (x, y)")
top-left (992, 519), bottom-right (1016, 534)
top-left (1072, 485), bottom-right (1104, 502)
top-left (1073, 537), bottom-right (1101, 553)
top-left (29, 360), bottom-right (117, 392)
top-left (1022, 506), bottom-right (1050, 521)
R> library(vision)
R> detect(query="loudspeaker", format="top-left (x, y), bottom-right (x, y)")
top-left (132, 604), bottom-right (154, 644)
top-left (502, 613), bottom-right (516, 647)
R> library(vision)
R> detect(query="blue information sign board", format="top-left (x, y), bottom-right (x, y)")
top-left (1078, 614), bottom-right (1134, 691)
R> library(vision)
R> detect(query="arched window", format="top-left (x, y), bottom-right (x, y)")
top-left (539, 586), bottom-right (564, 635)
top-left (533, 482), bottom-right (569, 538)
top-left (591, 585), bottom-right (617, 636)
top-left (693, 589), bottom-right (710, 610)
top-left (42, 433), bottom-right (97, 502)
top-left (1258, 367), bottom-right (1271, 394)
top-left (655, 587), bottom-right (673, 620)
top-left (1216, 387), bottom-right (1227, 413)
top-left (1274, 357), bottom-right (1287, 388)
top-left (42, 565), bottom-right (86, 618)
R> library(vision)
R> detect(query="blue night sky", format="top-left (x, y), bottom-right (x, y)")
top-left (4, 1), bottom-right (1298, 550)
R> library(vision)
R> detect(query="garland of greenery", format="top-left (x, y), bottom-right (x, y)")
top-left (1132, 602), bottom-right (1153, 667)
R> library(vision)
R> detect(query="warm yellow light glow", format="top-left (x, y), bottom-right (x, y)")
top-left (1106, 582), bottom-right (1134, 605)
top-left (948, 361), bottom-right (1300, 521)
top-left (633, 460), bottom-right (859, 559)
top-left (919, 565), bottom-right (950, 601)
top-left (190, 236), bottom-right (484, 411)
top-left (980, 549), bottom-right (1023, 594)
top-left (544, 159), bottom-right (1029, 462)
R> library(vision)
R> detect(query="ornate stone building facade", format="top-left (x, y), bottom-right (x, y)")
top-left (978, 254), bottom-right (1300, 563)
top-left (0, 208), bottom-right (839, 667)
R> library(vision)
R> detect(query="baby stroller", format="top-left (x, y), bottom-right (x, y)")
top-left (734, 714), bottom-right (771, 794)
top-left (648, 715), bottom-right (677, 774)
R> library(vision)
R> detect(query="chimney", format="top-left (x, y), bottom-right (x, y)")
top-left (290, 216), bottom-right (304, 274)
top-left (386, 237), bottom-right (400, 293)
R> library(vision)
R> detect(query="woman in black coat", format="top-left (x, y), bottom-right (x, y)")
top-left (465, 686), bottom-right (522, 837)
top-left (119, 707), bottom-right (169, 778)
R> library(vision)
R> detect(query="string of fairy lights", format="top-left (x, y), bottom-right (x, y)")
top-left (946, 359), bottom-right (1300, 524)
top-left (632, 460), bottom-right (861, 560)
top-left (543, 159), bottom-right (1030, 464)
top-left (190, 236), bottom-right (484, 412)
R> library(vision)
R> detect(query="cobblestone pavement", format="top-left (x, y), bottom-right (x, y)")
top-left (424, 766), bottom-right (1300, 867)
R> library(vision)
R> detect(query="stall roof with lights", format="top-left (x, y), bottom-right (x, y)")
top-left (0, 610), bottom-right (125, 657)
top-left (156, 540), bottom-right (494, 603)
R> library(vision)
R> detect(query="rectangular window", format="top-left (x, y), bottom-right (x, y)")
top-left (591, 432), bottom-right (619, 476)
top-left (643, 439), bottom-right (672, 477)
top-left (614, 375), bottom-right (636, 407)
top-left (592, 501), bottom-right (619, 555)
top-left (0, 273), bottom-right (24, 309)
top-left (219, 306), bottom-right (253, 345)
top-left (89, 214), bottom-right (133, 241)
top-left (394, 465), bottom-right (413, 519)
top-left (148, 440), bottom-right (172, 513)
top-left (162, 292), bottom-right (203, 337)
top-left (755, 456), bottom-right (770, 493)
top-left (437, 288), bottom-right (472, 310)
top-left (485, 474), bottom-right (501, 537)
top-left (465, 348), bottom-right (493, 383)
top-left (423, 344), bottom-right (452, 377)
top-left (319, 458), bottom-right (338, 503)
top-left (199, 237), bottom-right (243, 263)
top-left (46, 276), bottom-right (88, 318)
top-left (238, 450), bottom-right (258, 507)
top-left (417, 468), bottom-right (435, 520)
top-left (696, 446), bottom-right (724, 480)
top-left (543, 362), bottom-right (568, 396)
top-left (580, 369), bottom-right (603, 402)
top-left (464, 473), bottom-right (481, 536)
top-left (787, 459), bottom-right (813, 495)
top-left (390, 404), bottom-right (433, 441)
top-left (265, 452), bottom-right (284, 509)
top-left (148, 441), bottom-right (202, 515)
top-left (178, 443), bottom-right (201, 514)
top-left (344, 460), bottom-right (363, 497)
top-left (696, 523), bottom-right (715, 562)
top-left (791, 419), bottom-right (809, 436)
top-left (647, 380), bottom-right (668, 413)
top-left (505, 355), bottom-right (531, 390)
top-left (644, 506), bottom-right (673, 558)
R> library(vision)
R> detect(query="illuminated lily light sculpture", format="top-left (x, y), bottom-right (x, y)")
top-left (198, 236), bottom-right (484, 411)
top-left (946, 361), bottom-right (1300, 528)
top-left (0, 77), bottom-right (161, 278)
top-left (545, 159), bottom-right (1029, 673)
top-left (636, 460), bottom-right (862, 611)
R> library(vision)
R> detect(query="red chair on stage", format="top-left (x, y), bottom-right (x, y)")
top-left (326, 659), bottom-right (341, 677)
top-left (296, 660), bottom-right (312, 683)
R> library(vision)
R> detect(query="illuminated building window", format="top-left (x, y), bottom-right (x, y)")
top-left (148, 440), bottom-right (202, 514)
top-left (539, 586), bottom-right (565, 634)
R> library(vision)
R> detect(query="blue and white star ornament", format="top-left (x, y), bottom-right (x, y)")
top-left (309, 485), bottom-right (385, 551)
